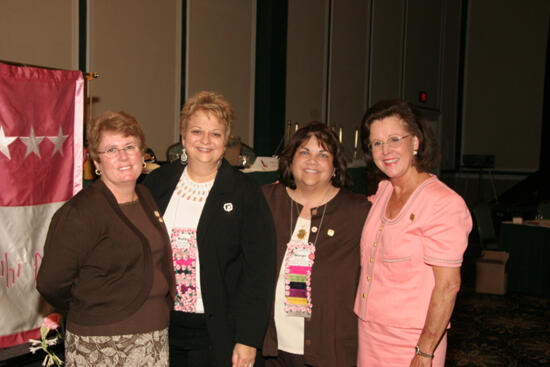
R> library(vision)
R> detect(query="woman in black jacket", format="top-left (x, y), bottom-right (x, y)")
top-left (143, 90), bottom-right (276, 367)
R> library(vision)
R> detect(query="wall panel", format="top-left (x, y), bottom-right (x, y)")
top-left (187, 0), bottom-right (256, 145)
top-left (368, 0), bottom-right (405, 105)
top-left (462, 0), bottom-right (549, 171)
top-left (403, 0), bottom-right (442, 110)
top-left (329, 0), bottom-right (370, 159)
top-left (285, 0), bottom-right (329, 125)
top-left (0, 0), bottom-right (77, 70)
top-left (88, 0), bottom-right (181, 158)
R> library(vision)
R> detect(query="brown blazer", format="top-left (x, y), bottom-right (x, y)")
top-left (37, 179), bottom-right (175, 327)
top-left (262, 183), bottom-right (370, 367)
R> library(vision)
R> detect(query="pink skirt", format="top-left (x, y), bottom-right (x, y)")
top-left (357, 319), bottom-right (447, 367)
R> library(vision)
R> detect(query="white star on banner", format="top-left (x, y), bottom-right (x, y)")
top-left (20, 127), bottom-right (44, 158)
top-left (0, 125), bottom-right (18, 160)
top-left (47, 127), bottom-right (68, 156)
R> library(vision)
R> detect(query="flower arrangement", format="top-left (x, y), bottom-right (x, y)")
top-left (29, 313), bottom-right (63, 367)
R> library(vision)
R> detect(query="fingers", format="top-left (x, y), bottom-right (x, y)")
top-left (232, 343), bottom-right (257, 367)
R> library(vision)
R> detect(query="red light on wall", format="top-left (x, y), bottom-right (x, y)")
top-left (419, 91), bottom-right (427, 103)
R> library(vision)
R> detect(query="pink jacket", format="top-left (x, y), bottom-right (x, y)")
top-left (354, 176), bottom-right (472, 329)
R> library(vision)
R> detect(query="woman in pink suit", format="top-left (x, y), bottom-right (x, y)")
top-left (354, 99), bottom-right (472, 367)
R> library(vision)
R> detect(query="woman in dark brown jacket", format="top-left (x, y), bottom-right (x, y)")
top-left (37, 111), bottom-right (175, 367)
top-left (262, 122), bottom-right (370, 367)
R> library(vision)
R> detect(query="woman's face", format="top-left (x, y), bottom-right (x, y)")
top-left (291, 135), bottom-right (335, 190)
top-left (368, 115), bottom-right (419, 181)
top-left (181, 110), bottom-right (227, 169)
top-left (94, 131), bottom-right (144, 192)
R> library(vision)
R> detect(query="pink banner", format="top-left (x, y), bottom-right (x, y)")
top-left (0, 62), bottom-right (83, 348)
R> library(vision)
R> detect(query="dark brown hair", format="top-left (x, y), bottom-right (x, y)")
top-left (278, 121), bottom-right (352, 189)
top-left (360, 99), bottom-right (440, 178)
top-left (87, 110), bottom-right (145, 162)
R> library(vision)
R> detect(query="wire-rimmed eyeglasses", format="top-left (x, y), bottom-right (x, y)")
top-left (368, 135), bottom-right (410, 151)
top-left (97, 144), bottom-right (138, 158)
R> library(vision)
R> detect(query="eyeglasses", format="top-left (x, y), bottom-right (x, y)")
top-left (368, 135), bottom-right (410, 151)
top-left (98, 144), bottom-right (138, 158)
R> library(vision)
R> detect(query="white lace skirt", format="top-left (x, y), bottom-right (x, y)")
top-left (64, 328), bottom-right (169, 367)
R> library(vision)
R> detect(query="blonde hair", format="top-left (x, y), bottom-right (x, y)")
top-left (180, 91), bottom-right (234, 140)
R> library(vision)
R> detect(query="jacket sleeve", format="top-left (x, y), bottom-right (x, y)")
top-left (233, 179), bottom-right (277, 348)
top-left (36, 204), bottom-right (94, 315)
top-left (142, 167), bottom-right (166, 209)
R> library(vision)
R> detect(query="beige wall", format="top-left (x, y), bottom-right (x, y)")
top-left (328, 0), bottom-right (370, 159)
top-left (462, 0), bottom-right (550, 171)
top-left (186, 0), bottom-right (256, 145)
top-left (3, 0), bottom-right (546, 174)
top-left (88, 0), bottom-right (181, 159)
top-left (289, 0), bottom-right (461, 164)
top-left (0, 0), bottom-right (78, 69)
top-left (439, 0), bottom-right (464, 169)
top-left (367, 0), bottom-right (464, 170)
top-left (368, 0), bottom-right (405, 105)
top-left (285, 0), bottom-right (329, 126)
top-left (285, 0), bottom-right (371, 159)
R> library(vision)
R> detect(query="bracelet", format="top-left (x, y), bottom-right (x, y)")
top-left (415, 345), bottom-right (434, 359)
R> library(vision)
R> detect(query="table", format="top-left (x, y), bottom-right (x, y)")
top-left (500, 222), bottom-right (550, 297)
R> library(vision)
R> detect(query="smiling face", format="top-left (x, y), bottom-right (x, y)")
top-left (181, 110), bottom-right (227, 170)
top-left (94, 131), bottom-right (144, 198)
top-left (369, 115), bottom-right (420, 182)
top-left (290, 135), bottom-right (335, 191)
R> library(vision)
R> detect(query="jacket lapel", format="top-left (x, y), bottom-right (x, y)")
top-left (137, 184), bottom-right (169, 239)
top-left (196, 159), bottom-right (235, 250)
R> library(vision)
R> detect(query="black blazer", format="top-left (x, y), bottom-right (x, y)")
top-left (143, 159), bottom-right (276, 366)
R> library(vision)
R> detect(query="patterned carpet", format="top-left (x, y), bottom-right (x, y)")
top-left (447, 288), bottom-right (550, 366)
top-left (3, 290), bottom-right (550, 367)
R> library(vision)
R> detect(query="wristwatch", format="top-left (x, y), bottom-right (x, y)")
top-left (415, 345), bottom-right (434, 359)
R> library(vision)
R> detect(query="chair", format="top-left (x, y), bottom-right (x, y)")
top-left (166, 142), bottom-right (182, 163)
top-left (472, 202), bottom-right (500, 251)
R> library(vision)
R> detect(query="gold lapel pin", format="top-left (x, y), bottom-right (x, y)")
top-left (327, 229), bottom-right (335, 237)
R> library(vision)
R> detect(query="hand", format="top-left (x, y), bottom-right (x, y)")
top-left (232, 343), bottom-right (256, 367)
top-left (410, 354), bottom-right (432, 367)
